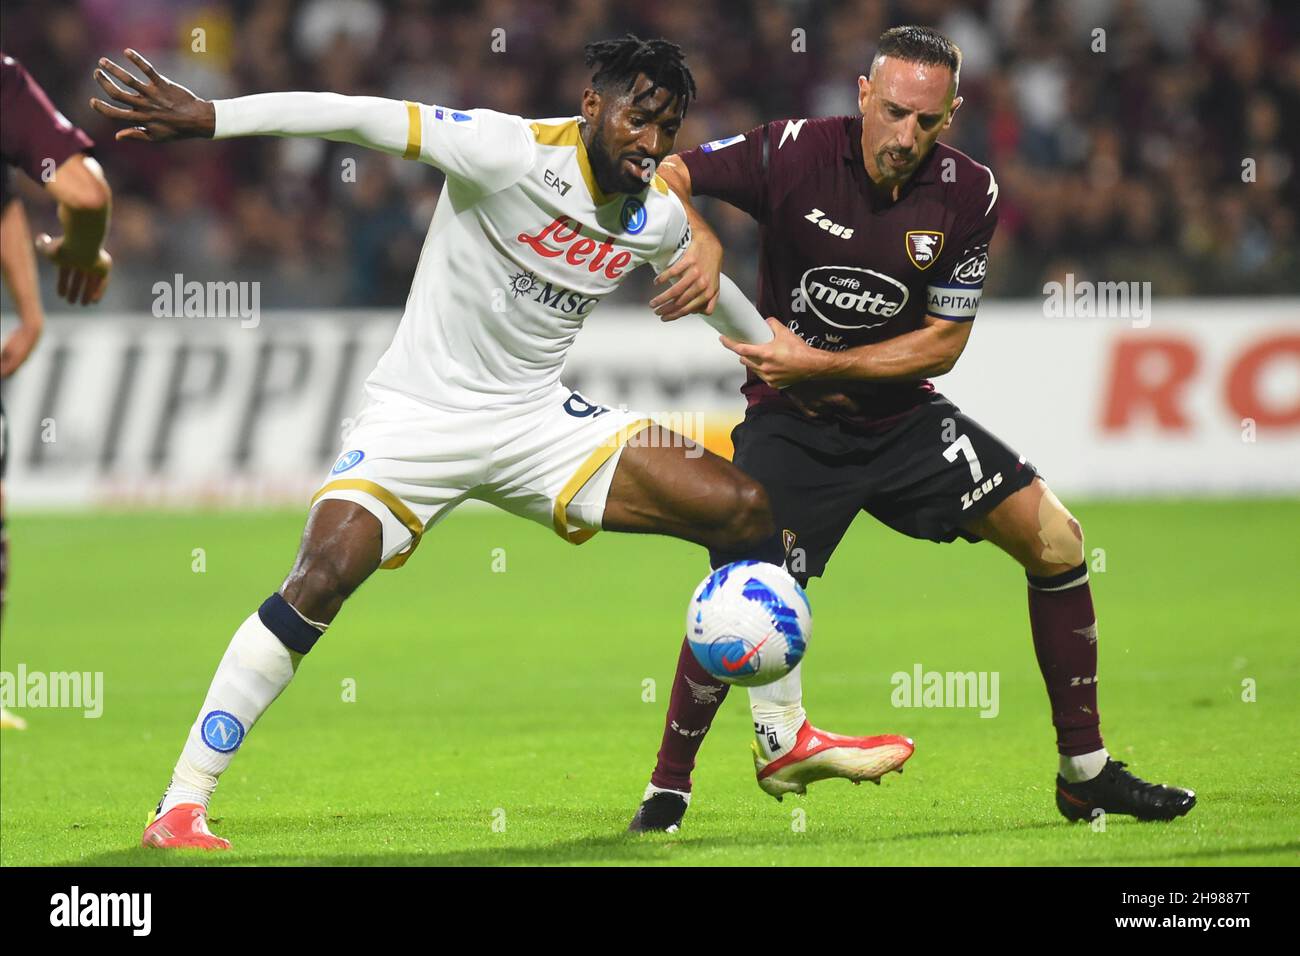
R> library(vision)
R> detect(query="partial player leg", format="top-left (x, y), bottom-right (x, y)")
top-left (962, 477), bottom-right (1102, 764)
top-left (604, 424), bottom-right (782, 829)
top-left (603, 425), bottom-right (786, 831)
top-left (622, 413), bottom-right (911, 829)
top-left (0, 471), bottom-right (23, 731)
top-left (600, 424), bottom-right (778, 555)
top-left (964, 478), bottom-right (1196, 821)
top-left (143, 500), bottom-right (383, 849)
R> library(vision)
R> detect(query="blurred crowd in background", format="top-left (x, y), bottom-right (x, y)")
top-left (2, 0), bottom-right (1297, 313)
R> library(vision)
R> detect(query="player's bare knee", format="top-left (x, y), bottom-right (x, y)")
top-left (1035, 485), bottom-right (1084, 569)
top-left (281, 553), bottom-right (362, 624)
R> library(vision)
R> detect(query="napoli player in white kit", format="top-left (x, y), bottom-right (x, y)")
top-left (90, 38), bottom-right (783, 849)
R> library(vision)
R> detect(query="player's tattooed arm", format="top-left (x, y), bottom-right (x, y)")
top-left (90, 50), bottom-right (215, 142)
top-left (722, 313), bottom-right (973, 389)
top-left (650, 155), bottom-right (723, 321)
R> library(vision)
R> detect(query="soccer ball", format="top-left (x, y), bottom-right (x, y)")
top-left (686, 560), bottom-right (811, 687)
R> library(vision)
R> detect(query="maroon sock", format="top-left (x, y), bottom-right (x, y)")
top-left (1027, 563), bottom-right (1105, 757)
top-left (649, 636), bottom-right (730, 792)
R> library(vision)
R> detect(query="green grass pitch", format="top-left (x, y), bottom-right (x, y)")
top-left (1, 499), bottom-right (1296, 866)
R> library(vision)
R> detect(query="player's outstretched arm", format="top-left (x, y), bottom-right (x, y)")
top-left (91, 49), bottom-right (530, 187)
top-left (649, 156), bottom-right (772, 344)
top-left (90, 51), bottom-right (216, 141)
top-left (703, 274), bottom-right (775, 345)
top-left (91, 49), bottom-right (409, 158)
top-left (650, 155), bottom-right (723, 321)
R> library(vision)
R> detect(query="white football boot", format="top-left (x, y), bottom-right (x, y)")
top-left (753, 720), bottom-right (914, 799)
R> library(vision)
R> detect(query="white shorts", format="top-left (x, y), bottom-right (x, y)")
top-left (312, 383), bottom-right (653, 568)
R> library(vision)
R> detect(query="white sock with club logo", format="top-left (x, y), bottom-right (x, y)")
top-left (158, 611), bottom-right (303, 815)
top-left (748, 664), bottom-right (807, 760)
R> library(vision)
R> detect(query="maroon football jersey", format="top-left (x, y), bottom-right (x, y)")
top-left (0, 54), bottom-right (95, 208)
top-left (681, 115), bottom-right (997, 431)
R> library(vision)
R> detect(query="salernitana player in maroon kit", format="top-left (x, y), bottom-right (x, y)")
top-left (630, 26), bottom-right (1196, 831)
top-left (0, 53), bottom-right (113, 730)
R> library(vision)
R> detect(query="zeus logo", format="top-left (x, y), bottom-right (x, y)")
top-left (960, 471), bottom-right (1003, 511)
top-left (803, 208), bottom-right (854, 239)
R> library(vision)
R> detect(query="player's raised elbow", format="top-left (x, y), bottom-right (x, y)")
top-left (49, 155), bottom-right (112, 212)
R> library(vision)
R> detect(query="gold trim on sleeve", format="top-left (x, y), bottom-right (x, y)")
top-left (403, 101), bottom-right (422, 160)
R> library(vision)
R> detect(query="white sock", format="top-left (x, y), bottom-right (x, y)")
top-left (159, 611), bottom-right (303, 814)
top-left (642, 782), bottom-right (691, 805)
top-left (748, 664), bottom-right (807, 759)
top-left (1060, 747), bottom-right (1110, 783)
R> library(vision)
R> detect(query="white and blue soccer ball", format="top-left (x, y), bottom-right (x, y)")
top-left (686, 560), bottom-right (811, 687)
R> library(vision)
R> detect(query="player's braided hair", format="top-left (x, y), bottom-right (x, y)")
top-left (584, 34), bottom-right (696, 117)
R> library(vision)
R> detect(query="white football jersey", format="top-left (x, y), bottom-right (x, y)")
top-left (363, 106), bottom-right (691, 408)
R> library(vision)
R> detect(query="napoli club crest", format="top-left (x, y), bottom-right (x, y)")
top-left (905, 230), bottom-right (944, 270)
top-left (201, 710), bottom-right (245, 753)
top-left (620, 197), bottom-right (647, 235)
top-left (331, 449), bottom-right (365, 474)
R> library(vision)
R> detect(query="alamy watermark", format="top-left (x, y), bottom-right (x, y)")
top-left (1042, 274), bottom-right (1151, 328)
top-left (152, 273), bottom-right (261, 328)
top-left (1, 664), bottom-right (103, 718)
top-left (891, 663), bottom-right (999, 718)
top-left (49, 886), bottom-right (150, 935)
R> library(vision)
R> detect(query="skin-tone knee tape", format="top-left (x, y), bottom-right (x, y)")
top-left (1036, 486), bottom-right (1085, 567)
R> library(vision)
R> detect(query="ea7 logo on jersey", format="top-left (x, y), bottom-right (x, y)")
top-left (906, 230), bottom-right (944, 270)
top-left (804, 208), bottom-right (854, 239)
top-left (544, 169), bottom-right (572, 196)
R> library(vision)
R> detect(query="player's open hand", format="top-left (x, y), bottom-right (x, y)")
top-left (720, 318), bottom-right (831, 389)
top-left (89, 49), bottom-right (215, 142)
top-left (34, 232), bottom-right (112, 305)
top-left (650, 220), bottom-right (722, 322)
